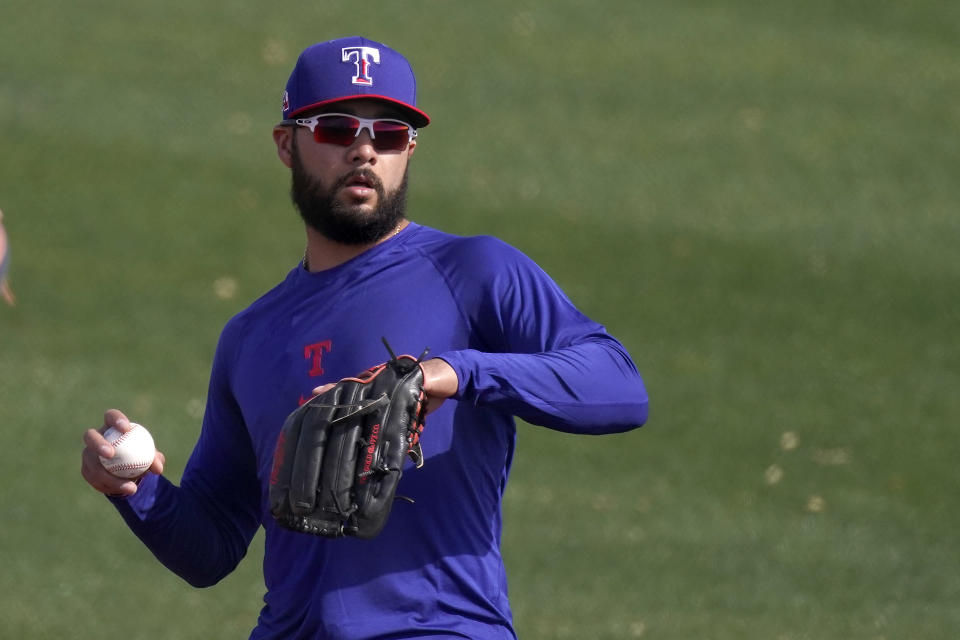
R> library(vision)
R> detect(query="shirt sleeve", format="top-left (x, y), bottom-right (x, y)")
top-left (109, 319), bottom-right (262, 587)
top-left (429, 236), bottom-right (649, 434)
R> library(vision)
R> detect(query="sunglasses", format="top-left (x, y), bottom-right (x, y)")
top-left (283, 113), bottom-right (417, 152)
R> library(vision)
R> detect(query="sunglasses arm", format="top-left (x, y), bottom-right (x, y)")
top-left (279, 118), bottom-right (316, 131)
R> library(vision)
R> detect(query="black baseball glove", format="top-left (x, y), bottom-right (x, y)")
top-left (269, 340), bottom-right (429, 539)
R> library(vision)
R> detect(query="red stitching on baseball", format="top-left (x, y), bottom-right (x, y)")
top-left (105, 459), bottom-right (152, 468)
top-left (108, 428), bottom-right (135, 447)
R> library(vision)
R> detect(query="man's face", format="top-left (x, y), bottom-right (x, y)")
top-left (284, 100), bottom-right (416, 245)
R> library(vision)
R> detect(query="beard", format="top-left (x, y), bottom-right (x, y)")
top-left (289, 136), bottom-right (408, 245)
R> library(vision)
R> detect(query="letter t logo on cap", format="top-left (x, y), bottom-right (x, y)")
top-left (341, 46), bottom-right (381, 86)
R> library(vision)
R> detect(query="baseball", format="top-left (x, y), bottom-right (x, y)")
top-left (99, 423), bottom-right (156, 479)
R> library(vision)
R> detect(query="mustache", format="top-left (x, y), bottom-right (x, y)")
top-left (333, 169), bottom-right (385, 195)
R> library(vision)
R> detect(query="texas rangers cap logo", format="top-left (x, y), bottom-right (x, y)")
top-left (341, 46), bottom-right (380, 86)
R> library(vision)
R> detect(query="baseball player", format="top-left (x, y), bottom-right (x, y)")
top-left (0, 208), bottom-right (14, 306)
top-left (81, 36), bottom-right (649, 639)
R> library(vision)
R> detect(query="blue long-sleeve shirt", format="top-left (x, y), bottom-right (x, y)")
top-left (111, 223), bottom-right (648, 639)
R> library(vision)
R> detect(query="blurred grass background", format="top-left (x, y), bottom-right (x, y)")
top-left (1, 1), bottom-right (958, 638)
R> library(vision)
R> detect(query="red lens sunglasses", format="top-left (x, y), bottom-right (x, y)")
top-left (283, 113), bottom-right (417, 152)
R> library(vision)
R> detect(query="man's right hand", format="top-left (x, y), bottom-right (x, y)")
top-left (81, 409), bottom-right (165, 496)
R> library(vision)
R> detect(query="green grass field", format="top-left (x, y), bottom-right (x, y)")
top-left (2, 1), bottom-right (958, 638)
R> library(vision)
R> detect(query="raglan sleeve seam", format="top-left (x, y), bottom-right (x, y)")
top-left (412, 243), bottom-right (485, 350)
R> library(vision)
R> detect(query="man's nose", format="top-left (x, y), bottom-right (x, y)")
top-left (346, 129), bottom-right (377, 165)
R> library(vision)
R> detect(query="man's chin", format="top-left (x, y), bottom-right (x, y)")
top-left (343, 199), bottom-right (379, 213)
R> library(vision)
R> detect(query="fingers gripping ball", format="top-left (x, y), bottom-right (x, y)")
top-left (270, 341), bottom-right (429, 539)
top-left (99, 423), bottom-right (156, 479)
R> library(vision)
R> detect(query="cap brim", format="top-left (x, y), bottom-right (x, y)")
top-left (288, 95), bottom-right (430, 128)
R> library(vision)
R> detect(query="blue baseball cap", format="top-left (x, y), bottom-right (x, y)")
top-left (282, 36), bottom-right (430, 128)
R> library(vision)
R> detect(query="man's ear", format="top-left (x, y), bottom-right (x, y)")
top-left (273, 126), bottom-right (294, 168)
